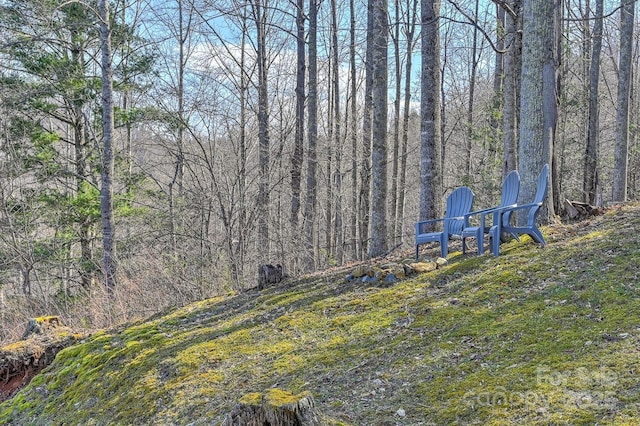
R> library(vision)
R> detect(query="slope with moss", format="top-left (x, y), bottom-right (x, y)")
top-left (1, 205), bottom-right (640, 425)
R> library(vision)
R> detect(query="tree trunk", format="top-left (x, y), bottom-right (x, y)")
top-left (419, 0), bottom-right (443, 222)
top-left (390, 0), bottom-right (401, 244)
top-left (359, 1), bottom-right (373, 259)
top-left (330, 0), bottom-right (343, 264)
top-left (99, 0), bottom-right (116, 292)
top-left (396, 0), bottom-right (418, 244)
top-left (490, 3), bottom-right (505, 172)
top-left (368, 0), bottom-right (389, 258)
top-left (304, 0), bottom-right (318, 269)
top-left (582, 0), bottom-right (602, 205)
top-left (518, 0), bottom-right (556, 221)
top-left (291, 0), bottom-right (305, 229)
top-left (349, 0), bottom-right (359, 259)
top-left (465, 0), bottom-right (480, 184)
top-left (254, 0), bottom-right (271, 259)
top-left (502, 0), bottom-right (521, 176)
top-left (612, 0), bottom-right (635, 202)
top-left (325, 75), bottom-right (333, 262)
top-left (238, 8), bottom-right (249, 285)
top-left (71, 40), bottom-right (92, 290)
top-left (550, 0), bottom-right (562, 215)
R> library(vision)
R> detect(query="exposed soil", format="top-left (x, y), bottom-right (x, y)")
top-left (0, 317), bottom-right (85, 403)
top-left (0, 366), bottom-right (41, 403)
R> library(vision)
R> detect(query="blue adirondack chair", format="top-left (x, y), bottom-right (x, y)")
top-left (461, 170), bottom-right (520, 255)
top-left (415, 186), bottom-right (474, 259)
top-left (489, 164), bottom-right (549, 256)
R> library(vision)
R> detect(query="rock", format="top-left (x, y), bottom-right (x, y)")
top-left (384, 273), bottom-right (397, 284)
top-left (362, 275), bottom-right (379, 284)
top-left (381, 263), bottom-right (405, 279)
top-left (436, 257), bottom-right (448, 267)
top-left (353, 266), bottom-right (375, 278)
top-left (403, 263), bottom-right (415, 276)
top-left (409, 261), bottom-right (438, 273)
top-left (22, 316), bottom-right (64, 339)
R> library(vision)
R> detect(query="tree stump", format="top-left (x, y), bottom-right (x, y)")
top-left (258, 264), bottom-right (284, 290)
top-left (222, 389), bottom-right (322, 426)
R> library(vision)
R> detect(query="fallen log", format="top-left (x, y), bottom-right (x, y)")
top-left (564, 199), bottom-right (604, 220)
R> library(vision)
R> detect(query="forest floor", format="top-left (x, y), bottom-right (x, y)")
top-left (1, 203), bottom-right (639, 425)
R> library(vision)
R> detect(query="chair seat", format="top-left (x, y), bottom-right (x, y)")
top-left (462, 226), bottom-right (480, 235)
top-left (460, 170), bottom-right (520, 256)
top-left (488, 164), bottom-right (549, 256)
top-left (416, 232), bottom-right (444, 244)
top-left (415, 186), bottom-right (474, 259)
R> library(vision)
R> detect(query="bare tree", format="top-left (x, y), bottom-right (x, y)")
top-left (368, 0), bottom-right (389, 257)
top-left (304, 0), bottom-right (319, 269)
top-left (612, 0), bottom-right (635, 202)
top-left (501, 0), bottom-right (521, 175)
top-left (518, 0), bottom-right (557, 220)
top-left (330, 0), bottom-right (344, 264)
top-left (359, 0), bottom-right (373, 259)
top-left (464, 0), bottom-right (481, 183)
top-left (490, 3), bottom-right (505, 169)
top-left (349, 0), bottom-right (359, 259)
top-left (390, 0), bottom-right (402, 244)
top-left (99, 0), bottom-right (117, 291)
top-left (291, 0), bottom-right (305, 229)
top-left (583, 0), bottom-right (603, 205)
top-left (250, 0), bottom-right (271, 259)
top-left (396, 0), bottom-right (419, 244)
top-left (419, 0), bottom-right (443, 223)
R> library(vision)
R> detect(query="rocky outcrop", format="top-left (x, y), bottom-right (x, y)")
top-left (345, 257), bottom-right (448, 285)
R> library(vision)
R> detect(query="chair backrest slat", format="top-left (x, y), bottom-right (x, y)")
top-left (445, 186), bottom-right (474, 236)
top-left (500, 170), bottom-right (520, 208)
top-left (534, 164), bottom-right (550, 204)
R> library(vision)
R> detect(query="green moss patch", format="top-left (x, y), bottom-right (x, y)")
top-left (1, 204), bottom-right (640, 424)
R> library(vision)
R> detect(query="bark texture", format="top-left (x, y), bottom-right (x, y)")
top-left (583, 0), bottom-right (603, 205)
top-left (502, 0), bottom-right (521, 176)
top-left (304, 0), bottom-right (318, 269)
top-left (99, 0), bottom-right (117, 291)
top-left (419, 0), bottom-right (443, 222)
top-left (368, 0), bottom-right (389, 257)
top-left (518, 0), bottom-right (556, 221)
top-left (612, 0), bottom-right (635, 202)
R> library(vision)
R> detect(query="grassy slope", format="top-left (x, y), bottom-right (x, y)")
top-left (1, 205), bottom-right (640, 425)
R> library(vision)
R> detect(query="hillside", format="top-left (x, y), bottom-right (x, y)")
top-left (1, 204), bottom-right (640, 425)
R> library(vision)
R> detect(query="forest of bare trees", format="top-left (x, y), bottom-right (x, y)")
top-left (0, 0), bottom-right (638, 341)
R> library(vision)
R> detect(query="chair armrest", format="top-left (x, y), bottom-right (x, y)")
top-left (464, 206), bottom-right (497, 219)
top-left (463, 204), bottom-right (517, 227)
top-left (477, 203), bottom-right (518, 220)
top-left (415, 217), bottom-right (445, 234)
top-left (494, 202), bottom-right (541, 214)
top-left (415, 217), bottom-right (445, 227)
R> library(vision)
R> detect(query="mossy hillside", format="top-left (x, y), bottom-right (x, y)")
top-left (1, 205), bottom-right (640, 425)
